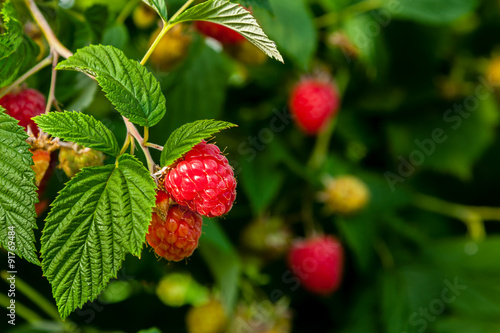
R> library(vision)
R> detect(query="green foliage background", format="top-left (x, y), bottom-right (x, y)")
top-left (2, 0), bottom-right (500, 332)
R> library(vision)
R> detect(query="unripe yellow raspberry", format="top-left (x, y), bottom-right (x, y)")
top-left (58, 146), bottom-right (105, 178)
top-left (225, 40), bottom-right (267, 66)
top-left (241, 216), bottom-right (292, 259)
top-left (186, 300), bottom-right (227, 333)
top-left (156, 273), bottom-right (209, 307)
top-left (487, 56), bottom-right (500, 86)
top-left (149, 24), bottom-right (191, 72)
top-left (132, 3), bottom-right (157, 30)
top-left (319, 175), bottom-right (370, 215)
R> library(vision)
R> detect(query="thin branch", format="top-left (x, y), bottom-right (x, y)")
top-left (144, 142), bottom-right (164, 151)
top-left (169, 0), bottom-right (195, 23)
top-left (140, 23), bottom-right (171, 65)
top-left (45, 50), bottom-right (59, 114)
top-left (140, 0), bottom-right (195, 65)
top-left (0, 54), bottom-right (53, 99)
top-left (122, 117), bottom-right (156, 173)
top-left (116, 0), bottom-right (142, 24)
top-left (24, 0), bottom-right (73, 59)
top-left (413, 193), bottom-right (487, 240)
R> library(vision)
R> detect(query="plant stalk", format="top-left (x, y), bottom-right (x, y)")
top-left (116, 0), bottom-right (142, 24)
top-left (307, 117), bottom-right (337, 171)
top-left (413, 193), bottom-right (486, 240)
top-left (140, 0), bottom-right (195, 65)
top-left (24, 0), bottom-right (73, 59)
top-left (45, 50), bottom-right (59, 114)
top-left (0, 293), bottom-right (44, 323)
top-left (140, 23), bottom-right (172, 65)
top-left (123, 117), bottom-right (156, 173)
top-left (1, 271), bottom-right (61, 322)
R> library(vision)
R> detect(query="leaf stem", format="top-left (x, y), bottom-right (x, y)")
top-left (44, 50), bottom-right (59, 114)
top-left (0, 54), bottom-right (53, 99)
top-left (24, 0), bottom-right (73, 59)
top-left (116, 0), bottom-right (142, 24)
top-left (413, 193), bottom-right (486, 240)
top-left (139, 0), bottom-right (195, 66)
top-left (301, 196), bottom-right (318, 238)
top-left (144, 142), bottom-right (164, 151)
top-left (123, 117), bottom-right (156, 173)
top-left (119, 133), bottom-right (132, 155)
top-left (0, 292), bottom-right (44, 323)
top-left (143, 126), bottom-right (149, 144)
top-left (1, 270), bottom-right (61, 322)
top-left (140, 23), bottom-right (172, 65)
top-left (307, 118), bottom-right (337, 171)
top-left (169, 0), bottom-right (195, 23)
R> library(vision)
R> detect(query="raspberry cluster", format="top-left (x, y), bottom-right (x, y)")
top-left (146, 141), bottom-right (237, 261)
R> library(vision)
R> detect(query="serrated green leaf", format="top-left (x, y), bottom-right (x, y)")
top-left (170, 0), bottom-right (283, 62)
top-left (0, 0), bottom-right (23, 59)
top-left (41, 154), bottom-right (155, 319)
top-left (142, 0), bottom-right (168, 21)
top-left (160, 119), bottom-right (236, 167)
top-left (56, 45), bottom-right (166, 127)
top-left (33, 111), bottom-right (120, 156)
top-left (108, 154), bottom-right (156, 255)
top-left (0, 108), bottom-right (39, 265)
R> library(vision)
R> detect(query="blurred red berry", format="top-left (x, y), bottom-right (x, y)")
top-left (289, 78), bottom-right (340, 135)
top-left (195, 21), bottom-right (246, 44)
top-left (0, 88), bottom-right (46, 135)
top-left (287, 235), bottom-right (344, 295)
top-left (164, 141), bottom-right (236, 218)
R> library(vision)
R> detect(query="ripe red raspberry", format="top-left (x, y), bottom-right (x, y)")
top-left (289, 78), bottom-right (340, 135)
top-left (0, 88), bottom-right (46, 135)
top-left (146, 204), bottom-right (203, 262)
top-left (194, 21), bottom-right (246, 44)
top-left (287, 235), bottom-right (344, 295)
top-left (164, 141), bottom-right (236, 218)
